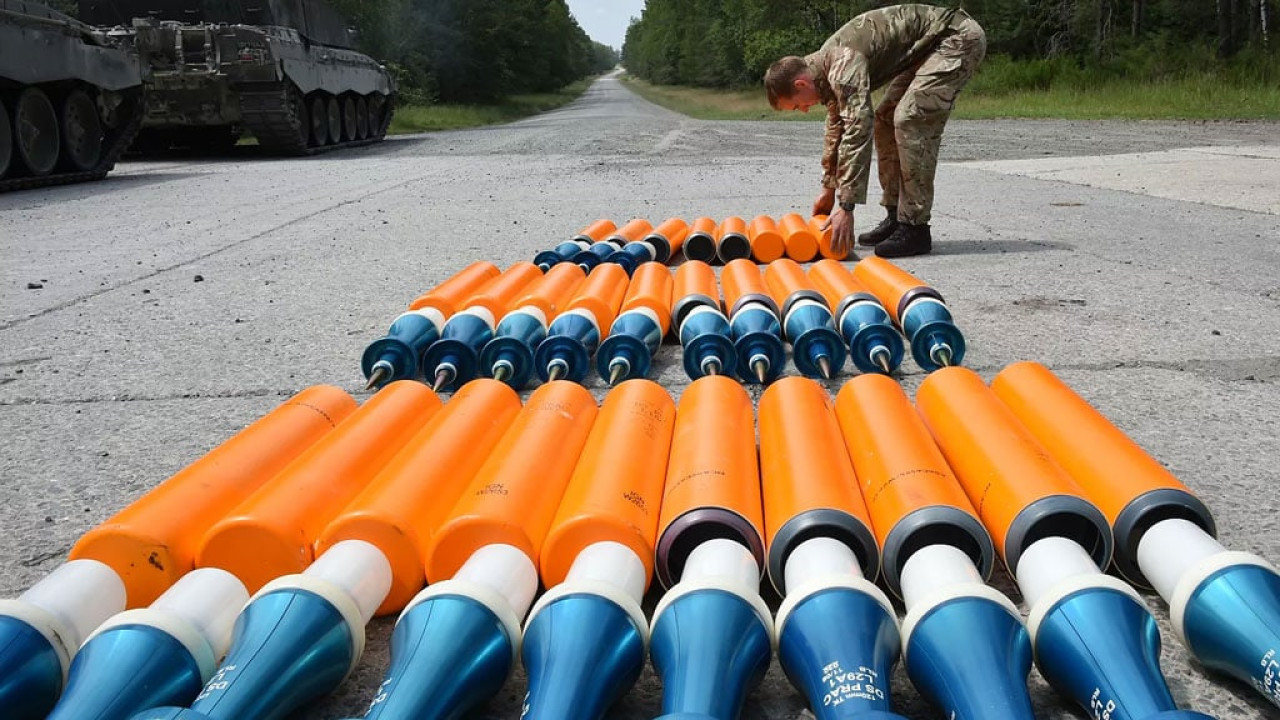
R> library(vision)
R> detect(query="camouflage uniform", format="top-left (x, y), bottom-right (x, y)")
top-left (806, 4), bottom-right (986, 225)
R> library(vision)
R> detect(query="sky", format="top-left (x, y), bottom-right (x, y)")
top-left (566, 0), bottom-right (646, 50)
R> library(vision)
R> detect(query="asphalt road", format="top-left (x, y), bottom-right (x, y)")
top-left (2, 74), bottom-right (1279, 719)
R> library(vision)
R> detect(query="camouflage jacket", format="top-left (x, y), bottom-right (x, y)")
top-left (806, 4), bottom-right (962, 205)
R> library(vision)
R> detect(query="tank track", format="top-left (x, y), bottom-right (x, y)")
top-left (0, 88), bottom-right (144, 194)
top-left (240, 83), bottom-right (393, 156)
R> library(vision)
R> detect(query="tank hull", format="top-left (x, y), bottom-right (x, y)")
top-left (93, 0), bottom-right (398, 155)
top-left (0, 0), bottom-right (145, 191)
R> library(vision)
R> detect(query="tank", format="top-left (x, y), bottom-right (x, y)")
top-left (0, 0), bottom-right (145, 191)
top-left (80, 0), bottom-right (397, 154)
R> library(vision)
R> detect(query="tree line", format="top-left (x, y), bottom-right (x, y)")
top-left (622, 0), bottom-right (1275, 88)
top-left (328, 0), bottom-right (619, 103)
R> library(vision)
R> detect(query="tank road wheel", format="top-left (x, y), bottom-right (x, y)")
top-left (342, 96), bottom-right (359, 141)
top-left (289, 90), bottom-right (309, 148)
top-left (309, 95), bottom-right (328, 146)
top-left (355, 96), bottom-right (369, 140)
top-left (0, 97), bottom-right (12, 179)
top-left (325, 95), bottom-right (341, 146)
top-left (60, 89), bottom-right (103, 171)
top-left (366, 94), bottom-right (383, 137)
top-left (14, 88), bottom-right (59, 177)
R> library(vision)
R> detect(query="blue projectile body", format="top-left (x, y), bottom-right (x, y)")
top-left (597, 311), bottom-right (664, 383)
top-left (535, 311), bottom-right (601, 383)
top-left (481, 310), bottom-right (546, 389)
top-left (651, 589), bottom-right (771, 720)
top-left (905, 595), bottom-right (1036, 720)
top-left (361, 309), bottom-right (444, 387)
top-left (778, 586), bottom-right (907, 720)
top-left (0, 613), bottom-right (63, 720)
top-left (522, 594), bottom-right (646, 719)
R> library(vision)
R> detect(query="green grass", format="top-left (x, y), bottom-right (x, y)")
top-left (388, 79), bottom-right (593, 134)
top-left (620, 77), bottom-right (787, 121)
top-left (620, 62), bottom-right (1280, 121)
top-left (951, 80), bottom-right (1280, 119)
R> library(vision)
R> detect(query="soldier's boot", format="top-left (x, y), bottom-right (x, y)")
top-left (875, 223), bottom-right (932, 258)
top-left (857, 206), bottom-right (898, 246)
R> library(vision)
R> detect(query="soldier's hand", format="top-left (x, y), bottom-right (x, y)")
top-left (812, 187), bottom-right (835, 216)
top-left (826, 207), bottom-right (855, 258)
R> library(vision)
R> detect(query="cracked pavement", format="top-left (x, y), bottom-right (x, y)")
top-left (2, 75), bottom-right (1279, 719)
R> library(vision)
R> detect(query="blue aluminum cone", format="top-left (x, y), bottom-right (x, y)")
top-left (1181, 562), bottom-right (1280, 711)
top-left (778, 587), bottom-right (907, 720)
top-left (362, 594), bottom-right (513, 720)
top-left (48, 624), bottom-right (202, 720)
top-left (905, 596), bottom-right (1035, 720)
top-left (521, 594), bottom-right (646, 720)
top-left (133, 587), bottom-right (355, 720)
top-left (1035, 587), bottom-right (1214, 720)
top-left (0, 614), bottom-right (63, 720)
top-left (650, 589), bottom-right (771, 720)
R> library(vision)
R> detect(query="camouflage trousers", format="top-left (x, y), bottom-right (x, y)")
top-left (874, 13), bottom-right (986, 225)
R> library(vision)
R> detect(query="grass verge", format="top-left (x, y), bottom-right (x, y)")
top-left (388, 79), bottom-right (593, 134)
top-left (620, 66), bottom-right (1280, 121)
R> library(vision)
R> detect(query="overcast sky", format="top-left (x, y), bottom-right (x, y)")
top-left (566, 0), bottom-right (646, 50)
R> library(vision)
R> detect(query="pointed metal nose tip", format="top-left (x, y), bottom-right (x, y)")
top-left (871, 347), bottom-right (892, 375)
top-left (817, 355), bottom-right (832, 380)
top-left (493, 364), bottom-right (511, 384)
top-left (752, 358), bottom-right (769, 385)
top-left (432, 367), bottom-right (454, 393)
top-left (365, 365), bottom-right (391, 391)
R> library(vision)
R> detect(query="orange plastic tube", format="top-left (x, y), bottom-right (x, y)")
top-left (717, 216), bottom-right (752, 263)
top-left (197, 381), bottom-right (442, 592)
top-left (618, 261), bottom-right (675, 335)
top-left (316, 379), bottom-right (522, 614)
top-left (808, 259), bottom-right (867, 312)
top-left (990, 361), bottom-right (1215, 586)
top-left (759, 377), bottom-right (877, 594)
top-left (69, 386), bottom-right (358, 607)
top-left (671, 260), bottom-right (721, 328)
top-left (608, 218), bottom-right (654, 245)
top-left (721, 258), bottom-right (778, 318)
top-left (852, 256), bottom-right (932, 325)
top-left (809, 215), bottom-right (845, 260)
top-left (463, 261), bottom-right (544, 318)
top-left (748, 215), bottom-right (785, 264)
top-left (915, 367), bottom-right (1113, 574)
top-left (646, 217), bottom-right (690, 259)
top-left (834, 374), bottom-right (994, 597)
top-left (778, 213), bottom-right (819, 263)
top-left (764, 257), bottom-right (826, 314)
top-left (540, 380), bottom-right (676, 589)
top-left (511, 262), bottom-right (585, 319)
top-left (566, 262), bottom-right (630, 332)
top-left (573, 219), bottom-right (617, 244)
top-left (426, 381), bottom-right (598, 582)
top-left (684, 217), bottom-right (719, 262)
top-left (655, 375), bottom-right (764, 588)
top-left (408, 261), bottom-right (501, 315)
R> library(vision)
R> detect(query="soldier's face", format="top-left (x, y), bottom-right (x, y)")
top-left (780, 77), bottom-right (820, 112)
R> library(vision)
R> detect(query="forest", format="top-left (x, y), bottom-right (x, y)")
top-left (325, 0), bottom-right (618, 104)
top-left (621, 0), bottom-right (1276, 90)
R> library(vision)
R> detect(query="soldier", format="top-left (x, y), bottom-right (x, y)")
top-left (765, 4), bottom-right (986, 258)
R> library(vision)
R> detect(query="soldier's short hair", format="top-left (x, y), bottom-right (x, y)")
top-left (765, 56), bottom-right (809, 109)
